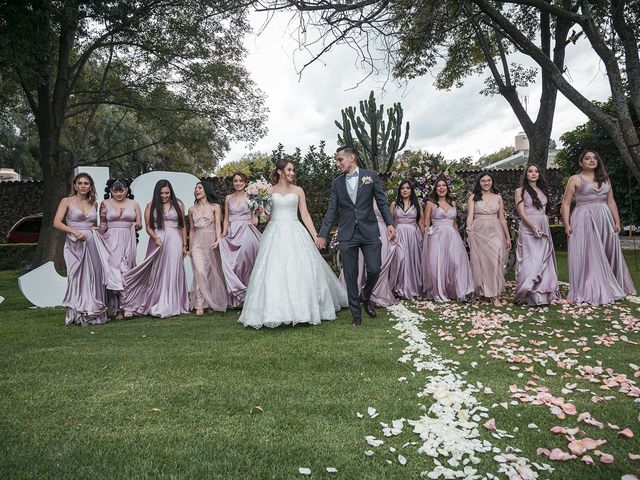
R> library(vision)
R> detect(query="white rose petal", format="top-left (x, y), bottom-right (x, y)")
top-left (298, 467), bottom-right (311, 476)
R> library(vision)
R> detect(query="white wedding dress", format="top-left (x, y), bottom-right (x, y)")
top-left (239, 192), bottom-right (348, 328)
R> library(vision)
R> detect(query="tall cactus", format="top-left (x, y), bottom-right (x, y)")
top-left (335, 90), bottom-right (410, 174)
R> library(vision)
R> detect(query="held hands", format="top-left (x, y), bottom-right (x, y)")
top-left (315, 236), bottom-right (327, 249)
top-left (154, 237), bottom-right (162, 247)
top-left (387, 225), bottom-right (397, 243)
top-left (73, 231), bottom-right (86, 242)
top-left (614, 222), bottom-right (621, 234)
top-left (211, 239), bottom-right (219, 249)
top-left (564, 224), bottom-right (573, 236)
top-left (182, 245), bottom-right (188, 257)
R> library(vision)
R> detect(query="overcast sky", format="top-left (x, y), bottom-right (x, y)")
top-left (225, 10), bottom-right (611, 164)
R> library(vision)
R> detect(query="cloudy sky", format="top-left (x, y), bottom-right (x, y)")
top-left (225, 10), bottom-right (611, 164)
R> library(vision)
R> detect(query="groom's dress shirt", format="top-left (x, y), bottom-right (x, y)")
top-left (346, 168), bottom-right (359, 190)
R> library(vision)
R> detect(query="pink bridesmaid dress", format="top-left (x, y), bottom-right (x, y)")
top-left (568, 178), bottom-right (635, 304)
top-left (392, 204), bottom-right (423, 299)
top-left (219, 200), bottom-right (261, 307)
top-left (468, 196), bottom-right (507, 298)
top-left (121, 206), bottom-right (189, 318)
top-left (62, 205), bottom-right (109, 325)
top-left (189, 207), bottom-right (227, 312)
top-left (422, 204), bottom-right (474, 301)
top-left (97, 200), bottom-right (137, 312)
top-left (514, 191), bottom-right (561, 306)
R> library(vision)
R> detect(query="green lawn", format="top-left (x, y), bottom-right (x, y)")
top-left (1, 253), bottom-right (639, 479)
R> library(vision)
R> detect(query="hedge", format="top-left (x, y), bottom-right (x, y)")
top-left (0, 243), bottom-right (37, 271)
top-left (549, 224), bottom-right (567, 251)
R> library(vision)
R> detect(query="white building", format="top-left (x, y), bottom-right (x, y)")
top-left (485, 132), bottom-right (559, 169)
top-left (0, 168), bottom-right (21, 182)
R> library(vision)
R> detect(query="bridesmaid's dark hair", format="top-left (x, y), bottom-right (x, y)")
top-left (577, 149), bottom-right (609, 188)
top-left (194, 181), bottom-right (217, 205)
top-left (517, 163), bottom-right (549, 213)
top-left (232, 171), bottom-right (248, 184)
top-left (270, 159), bottom-right (295, 185)
top-left (149, 179), bottom-right (184, 230)
top-left (104, 178), bottom-right (134, 200)
top-left (70, 172), bottom-right (97, 204)
top-left (395, 180), bottom-right (421, 224)
top-left (472, 171), bottom-right (499, 203)
top-left (429, 175), bottom-right (455, 208)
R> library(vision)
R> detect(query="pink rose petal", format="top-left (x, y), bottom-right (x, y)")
top-left (483, 418), bottom-right (496, 430)
top-left (581, 455), bottom-right (594, 465)
top-left (619, 428), bottom-right (634, 438)
top-left (600, 453), bottom-right (614, 464)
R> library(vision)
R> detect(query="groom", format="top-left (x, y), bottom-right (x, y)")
top-left (315, 147), bottom-right (396, 326)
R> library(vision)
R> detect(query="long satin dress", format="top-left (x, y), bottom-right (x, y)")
top-left (514, 191), bottom-right (561, 306)
top-left (339, 203), bottom-right (402, 307)
top-left (97, 200), bottom-right (137, 313)
top-left (121, 206), bottom-right (189, 318)
top-left (62, 204), bottom-right (109, 325)
top-left (392, 204), bottom-right (423, 300)
top-left (468, 196), bottom-right (507, 298)
top-left (189, 206), bottom-right (227, 312)
top-left (567, 178), bottom-right (636, 305)
top-left (422, 204), bottom-right (474, 301)
top-left (219, 199), bottom-right (261, 307)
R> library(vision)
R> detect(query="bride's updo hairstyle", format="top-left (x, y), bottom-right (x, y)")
top-left (270, 158), bottom-right (296, 185)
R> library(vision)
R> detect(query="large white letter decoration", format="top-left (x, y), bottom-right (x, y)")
top-left (18, 168), bottom-right (199, 307)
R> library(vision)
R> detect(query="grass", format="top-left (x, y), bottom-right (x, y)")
top-left (1, 252), bottom-right (639, 479)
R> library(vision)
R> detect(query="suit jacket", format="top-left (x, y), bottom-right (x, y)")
top-left (319, 169), bottom-right (393, 242)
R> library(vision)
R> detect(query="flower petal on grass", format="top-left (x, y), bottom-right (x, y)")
top-left (298, 467), bottom-right (311, 476)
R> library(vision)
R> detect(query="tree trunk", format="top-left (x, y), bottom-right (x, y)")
top-left (32, 163), bottom-right (69, 269)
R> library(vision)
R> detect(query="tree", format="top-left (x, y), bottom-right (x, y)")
top-left (555, 98), bottom-right (640, 227)
top-left (391, 1), bottom-right (571, 172)
top-left (335, 90), bottom-right (409, 174)
top-left (0, 0), bottom-right (266, 266)
top-left (256, 0), bottom-right (640, 180)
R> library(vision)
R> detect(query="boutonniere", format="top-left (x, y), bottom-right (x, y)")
top-left (360, 176), bottom-right (373, 186)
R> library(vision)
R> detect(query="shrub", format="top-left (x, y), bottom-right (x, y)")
top-left (549, 225), bottom-right (567, 251)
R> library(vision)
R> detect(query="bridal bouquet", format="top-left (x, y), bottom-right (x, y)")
top-left (245, 178), bottom-right (273, 223)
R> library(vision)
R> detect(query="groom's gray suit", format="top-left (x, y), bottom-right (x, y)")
top-left (319, 168), bottom-right (394, 318)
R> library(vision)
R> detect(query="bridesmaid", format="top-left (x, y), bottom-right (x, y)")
top-left (390, 180), bottom-right (424, 299)
top-left (561, 149), bottom-right (636, 304)
top-left (466, 172), bottom-right (511, 306)
top-left (421, 176), bottom-right (474, 301)
top-left (219, 172), bottom-right (262, 307)
top-left (514, 164), bottom-right (561, 306)
top-left (188, 181), bottom-right (227, 315)
top-left (97, 179), bottom-right (142, 319)
top-left (53, 172), bottom-right (109, 325)
top-left (121, 180), bottom-right (189, 318)
top-left (339, 201), bottom-right (403, 307)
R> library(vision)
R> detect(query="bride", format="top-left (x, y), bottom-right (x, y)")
top-left (239, 159), bottom-right (348, 328)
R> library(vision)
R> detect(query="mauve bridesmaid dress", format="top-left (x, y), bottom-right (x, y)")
top-left (468, 195), bottom-right (507, 298)
top-left (422, 203), bottom-right (474, 301)
top-left (121, 205), bottom-right (189, 318)
top-left (567, 178), bottom-right (636, 305)
top-left (97, 200), bottom-right (137, 312)
top-left (514, 191), bottom-right (561, 306)
top-left (189, 206), bottom-right (227, 312)
top-left (219, 199), bottom-right (261, 307)
top-left (392, 204), bottom-right (423, 299)
top-left (62, 204), bottom-right (109, 325)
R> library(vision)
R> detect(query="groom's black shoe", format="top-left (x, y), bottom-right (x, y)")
top-left (352, 316), bottom-right (362, 326)
top-left (360, 295), bottom-right (377, 317)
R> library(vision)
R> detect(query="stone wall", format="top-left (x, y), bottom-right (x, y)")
top-left (0, 168), bottom-right (565, 242)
